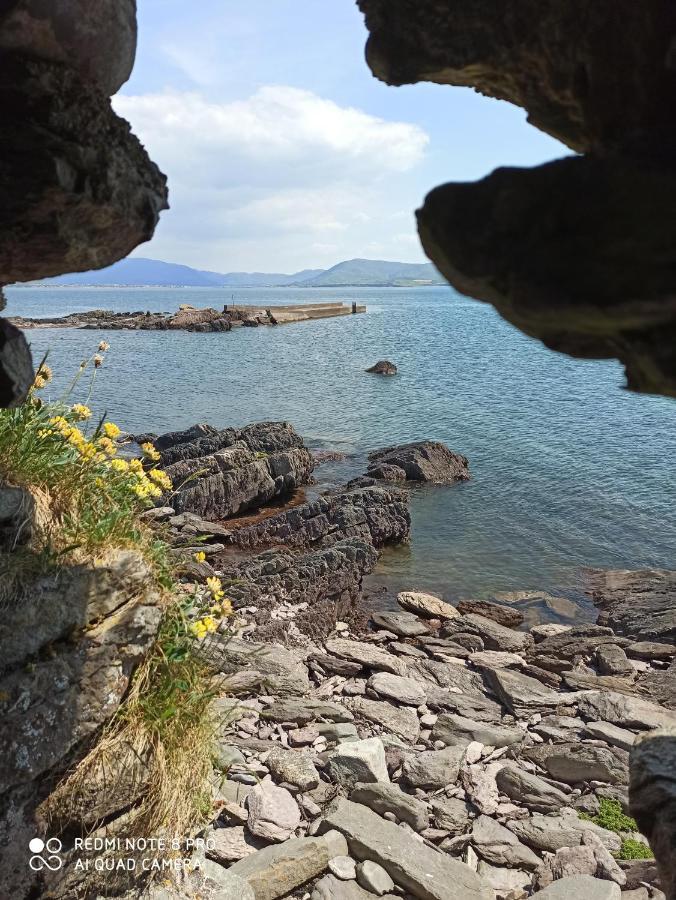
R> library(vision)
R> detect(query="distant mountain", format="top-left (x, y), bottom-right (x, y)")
top-left (26, 256), bottom-right (443, 288)
top-left (295, 259), bottom-right (444, 287)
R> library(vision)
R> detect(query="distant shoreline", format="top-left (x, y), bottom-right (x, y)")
top-left (8, 282), bottom-right (445, 290)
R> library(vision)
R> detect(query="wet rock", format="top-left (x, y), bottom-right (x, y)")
top-left (496, 766), bottom-right (569, 813)
top-left (350, 781), bottom-right (429, 832)
top-left (365, 360), bottom-right (397, 376)
top-left (431, 713), bottom-right (524, 749)
top-left (247, 782), bottom-right (301, 842)
top-left (367, 441), bottom-right (470, 484)
top-left (471, 814), bottom-right (542, 870)
top-left (319, 797), bottom-right (493, 899)
top-left (327, 738), bottom-right (390, 789)
top-left (228, 834), bottom-right (340, 900)
top-left (351, 698), bottom-right (420, 743)
top-left (590, 570), bottom-right (676, 643)
top-left (457, 599), bottom-right (524, 628)
top-left (401, 744), bottom-right (466, 790)
top-left (397, 590), bottom-right (460, 620)
top-left (325, 639), bottom-right (405, 676)
top-left (367, 672), bottom-right (426, 706)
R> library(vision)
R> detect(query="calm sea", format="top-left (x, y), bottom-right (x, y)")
top-left (6, 285), bottom-right (676, 616)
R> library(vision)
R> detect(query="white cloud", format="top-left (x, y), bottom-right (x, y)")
top-left (113, 86), bottom-right (430, 271)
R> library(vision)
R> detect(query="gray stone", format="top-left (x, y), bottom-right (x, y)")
top-left (207, 827), bottom-right (268, 863)
top-left (351, 697), bottom-right (420, 742)
top-left (261, 699), bottom-right (353, 726)
top-left (356, 860), bottom-right (395, 895)
top-left (471, 814), bottom-right (542, 870)
top-left (506, 811), bottom-right (621, 854)
top-left (350, 781), bottom-right (429, 831)
top-left (371, 611), bottom-right (428, 637)
top-left (583, 721), bottom-right (636, 752)
top-left (476, 860), bottom-right (532, 898)
top-left (578, 691), bottom-right (676, 731)
top-left (205, 637), bottom-right (310, 697)
top-left (531, 875), bottom-right (621, 898)
top-left (247, 782), bottom-right (301, 842)
top-left (525, 743), bottom-right (626, 785)
top-left (368, 441), bottom-right (470, 484)
top-left (325, 638), bottom-right (406, 675)
top-left (485, 667), bottom-right (569, 716)
top-left (397, 591), bottom-right (460, 620)
top-left (327, 738), bottom-right (390, 789)
top-left (596, 644), bottom-right (633, 676)
top-left (312, 874), bottom-right (375, 900)
top-left (198, 865), bottom-right (256, 900)
top-left (228, 835), bottom-right (336, 900)
top-left (319, 797), bottom-right (494, 899)
top-left (329, 856), bottom-right (357, 880)
top-left (496, 765), bottom-right (569, 812)
top-left (431, 796), bottom-right (473, 834)
top-left (367, 671), bottom-right (426, 706)
top-left (401, 744), bottom-right (466, 790)
top-left (267, 748), bottom-right (320, 791)
top-left (432, 712), bottom-right (524, 749)
top-left (581, 831), bottom-right (626, 886)
top-left (446, 613), bottom-right (533, 653)
top-left (316, 722), bottom-right (360, 743)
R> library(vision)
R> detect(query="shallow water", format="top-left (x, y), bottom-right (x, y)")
top-left (6, 285), bottom-right (676, 614)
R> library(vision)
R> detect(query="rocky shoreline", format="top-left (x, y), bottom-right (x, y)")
top-left (9, 302), bottom-right (365, 333)
top-left (36, 421), bottom-right (675, 900)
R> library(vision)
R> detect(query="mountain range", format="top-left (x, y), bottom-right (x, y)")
top-left (29, 257), bottom-right (444, 288)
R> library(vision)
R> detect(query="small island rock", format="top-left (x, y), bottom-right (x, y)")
top-left (366, 360), bottom-right (397, 375)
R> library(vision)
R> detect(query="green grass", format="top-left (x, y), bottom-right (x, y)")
top-left (579, 797), bottom-right (639, 833)
top-left (616, 839), bottom-right (654, 860)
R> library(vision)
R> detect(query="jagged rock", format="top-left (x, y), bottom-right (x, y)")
top-left (431, 712), bottom-right (524, 749)
top-left (471, 814), bottom-right (542, 870)
top-left (590, 570), bottom-right (676, 643)
top-left (325, 639), bottom-right (405, 675)
top-left (443, 614), bottom-right (533, 653)
top-left (401, 745), bottom-right (466, 790)
top-left (266, 748), bottom-right (319, 792)
top-left (351, 698), bottom-right (420, 743)
top-left (476, 860), bottom-right (532, 899)
top-left (350, 781), bottom-right (429, 832)
top-left (630, 728), bottom-right (676, 899)
top-left (581, 831), bottom-right (626, 886)
top-left (462, 763), bottom-right (501, 816)
top-left (365, 360), bottom-right (397, 376)
top-left (232, 486), bottom-right (410, 552)
top-left (319, 798), bottom-right (493, 899)
top-left (596, 644), bottom-right (633, 676)
top-left (247, 782), bottom-right (301, 842)
top-left (484, 666), bottom-right (570, 717)
top-left (205, 637), bottom-right (310, 697)
top-left (327, 738), bottom-right (390, 790)
top-left (457, 599), bottom-right (524, 628)
top-left (495, 766), bottom-right (569, 813)
top-left (370, 611), bottom-right (428, 637)
top-left (0, 55), bottom-right (167, 286)
top-left (228, 834), bottom-right (343, 900)
top-left (531, 875), bottom-right (621, 898)
top-left (367, 672), bottom-right (426, 706)
top-left (577, 691), bottom-right (676, 731)
top-left (431, 796), bottom-right (473, 834)
top-left (0, 319), bottom-right (33, 407)
top-left (367, 440), bottom-right (470, 483)
top-left (526, 625), bottom-right (621, 673)
top-left (397, 590), bottom-right (460, 620)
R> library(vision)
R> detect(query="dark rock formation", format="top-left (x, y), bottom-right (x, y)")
top-left (230, 484), bottom-right (411, 552)
top-left (589, 569), bottom-right (676, 643)
top-left (366, 440), bottom-right (470, 483)
top-left (158, 422), bottom-right (315, 520)
top-left (357, 0), bottom-right (676, 397)
top-left (0, 318), bottom-right (33, 407)
top-left (366, 360), bottom-right (397, 375)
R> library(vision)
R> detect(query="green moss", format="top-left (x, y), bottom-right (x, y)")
top-left (616, 839), bottom-right (654, 860)
top-left (579, 797), bottom-right (638, 833)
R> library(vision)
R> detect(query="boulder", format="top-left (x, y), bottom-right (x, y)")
top-left (397, 591), bottom-right (460, 620)
top-left (266, 749), bottom-right (320, 792)
top-left (457, 599), bottom-right (524, 628)
top-left (247, 782), bottom-right (301, 842)
top-left (507, 810), bottom-right (621, 854)
top-left (496, 766), bottom-right (569, 813)
top-left (590, 569), bottom-right (676, 643)
top-left (370, 611), bottom-right (428, 637)
top-left (367, 672), bottom-right (426, 706)
top-left (319, 798), bottom-right (494, 899)
top-left (523, 743), bottom-right (627, 786)
top-left (578, 691), bottom-right (676, 731)
top-left (431, 713), bottom-right (524, 749)
top-left (431, 796), bottom-right (473, 834)
top-left (471, 814), bottom-right (542, 870)
top-left (228, 834), bottom-right (341, 900)
top-left (367, 441), bottom-right (470, 483)
top-left (327, 738), bottom-right (390, 789)
top-left (351, 698), bottom-right (420, 743)
top-left (350, 781), bottom-right (429, 832)
top-left (365, 360), bottom-right (397, 376)
top-left (485, 667), bottom-right (569, 717)
top-left (401, 745), bottom-right (466, 790)
top-left (531, 875), bottom-right (621, 898)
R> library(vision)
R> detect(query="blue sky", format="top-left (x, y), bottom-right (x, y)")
top-left (117, 0), bottom-right (566, 272)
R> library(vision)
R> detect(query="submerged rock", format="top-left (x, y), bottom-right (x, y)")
top-left (365, 360), bottom-right (397, 375)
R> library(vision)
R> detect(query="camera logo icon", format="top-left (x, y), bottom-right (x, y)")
top-left (29, 837), bottom-right (63, 871)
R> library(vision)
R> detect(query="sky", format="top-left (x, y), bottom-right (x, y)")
top-left (117, 0), bottom-right (567, 273)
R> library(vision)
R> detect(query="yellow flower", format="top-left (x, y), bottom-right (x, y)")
top-left (129, 458), bottom-right (144, 473)
top-left (221, 598), bottom-right (233, 617)
top-left (141, 442), bottom-right (160, 462)
top-left (71, 403), bottom-right (92, 420)
top-left (78, 442), bottom-right (99, 461)
top-left (206, 576), bottom-right (223, 598)
top-left (110, 458), bottom-right (129, 473)
top-left (194, 551), bottom-right (206, 563)
top-left (202, 616), bottom-right (218, 633)
top-left (148, 468), bottom-right (172, 491)
top-left (190, 621), bottom-right (207, 640)
top-left (102, 421), bottom-right (121, 439)
top-left (49, 415), bottom-right (69, 432)
top-left (98, 341), bottom-right (110, 352)
top-left (97, 436), bottom-right (117, 456)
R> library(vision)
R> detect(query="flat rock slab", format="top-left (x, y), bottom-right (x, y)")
top-left (577, 690), bottom-right (676, 730)
top-left (367, 672), bottom-right (426, 706)
top-left (432, 712), bottom-right (524, 749)
top-left (320, 798), bottom-right (494, 900)
top-left (229, 835), bottom-right (336, 900)
top-left (325, 638), bottom-right (406, 675)
top-left (266, 748), bottom-right (320, 791)
top-left (351, 697), bottom-right (420, 742)
top-left (207, 826), bottom-right (269, 863)
top-left (471, 814), bottom-right (541, 870)
top-left (457, 599), bottom-right (524, 628)
top-left (445, 613), bottom-right (533, 653)
top-left (485, 666), bottom-right (569, 716)
top-left (496, 765), bottom-right (569, 813)
top-left (397, 591), bottom-right (460, 620)
top-left (370, 611), bottom-right (428, 637)
top-left (261, 700), bottom-right (354, 726)
top-left (524, 742), bottom-right (627, 785)
top-left (350, 781), bottom-right (429, 831)
top-left (327, 738), bottom-right (390, 789)
top-left (531, 874), bottom-right (621, 898)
